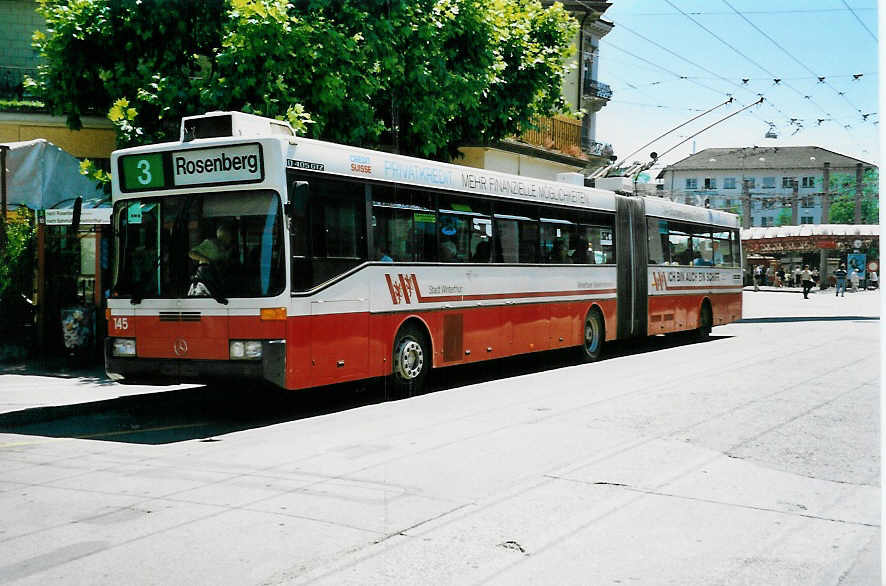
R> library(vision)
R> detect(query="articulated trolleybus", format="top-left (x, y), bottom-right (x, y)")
top-left (106, 112), bottom-right (742, 394)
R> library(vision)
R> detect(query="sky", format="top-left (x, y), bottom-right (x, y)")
top-left (593, 0), bottom-right (879, 175)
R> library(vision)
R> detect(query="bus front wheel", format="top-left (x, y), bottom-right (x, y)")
top-left (578, 308), bottom-right (605, 362)
top-left (390, 323), bottom-right (430, 398)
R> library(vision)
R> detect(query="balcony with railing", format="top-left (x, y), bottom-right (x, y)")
top-left (583, 77), bottom-right (612, 101)
top-left (516, 114), bottom-right (613, 160)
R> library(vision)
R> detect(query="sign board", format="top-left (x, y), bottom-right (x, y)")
top-left (44, 208), bottom-right (112, 225)
top-left (847, 253), bottom-right (866, 279)
top-left (118, 143), bottom-right (264, 192)
top-left (816, 240), bottom-right (837, 249)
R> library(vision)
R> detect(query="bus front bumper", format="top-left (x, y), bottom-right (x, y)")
top-left (105, 339), bottom-right (286, 389)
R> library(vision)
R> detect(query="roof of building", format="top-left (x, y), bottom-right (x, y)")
top-left (657, 146), bottom-right (876, 178)
top-left (741, 224), bottom-right (879, 240)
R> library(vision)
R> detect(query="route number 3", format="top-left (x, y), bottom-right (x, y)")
top-left (137, 159), bottom-right (152, 185)
top-left (114, 317), bottom-right (129, 330)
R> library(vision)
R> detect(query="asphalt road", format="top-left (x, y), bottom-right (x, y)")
top-left (0, 290), bottom-right (880, 585)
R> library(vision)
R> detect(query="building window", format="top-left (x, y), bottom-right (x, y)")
top-left (801, 196), bottom-right (815, 208)
top-left (782, 176), bottom-right (797, 188)
top-left (801, 176), bottom-right (816, 188)
top-left (704, 178), bottom-right (716, 189)
top-left (685, 178), bottom-right (698, 190)
top-left (762, 177), bottom-right (776, 189)
top-left (762, 198), bottom-right (775, 209)
top-left (760, 217), bottom-right (773, 227)
top-left (801, 216), bottom-right (814, 224)
top-left (723, 177), bottom-right (737, 189)
top-left (744, 178), bottom-right (756, 189)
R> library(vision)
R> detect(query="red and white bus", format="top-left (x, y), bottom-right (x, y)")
top-left (105, 111), bottom-right (742, 394)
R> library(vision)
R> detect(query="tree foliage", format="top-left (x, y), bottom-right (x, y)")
top-left (825, 169), bottom-right (879, 224)
top-left (0, 211), bottom-right (36, 305)
top-left (29, 0), bottom-right (577, 160)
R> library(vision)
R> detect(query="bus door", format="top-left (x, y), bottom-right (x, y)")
top-left (614, 196), bottom-right (648, 339)
top-left (294, 177), bottom-right (370, 386)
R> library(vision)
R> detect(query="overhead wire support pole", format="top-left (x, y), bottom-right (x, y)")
top-left (614, 97), bottom-right (733, 169)
top-left (655, 98), bottom-right (765, 161)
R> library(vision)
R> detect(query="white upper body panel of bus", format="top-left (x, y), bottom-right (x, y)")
top-left (110, 111), bottom-right (738, 229)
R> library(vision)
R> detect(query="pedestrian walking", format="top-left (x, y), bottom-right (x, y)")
top-left (793, 266), bottom-right (801, 287)
top-left (800, 265), bottom-right (813, 299)
top-left (776, 267), bottom-right (785, 287)
top-left (834, 264), bottom-right (847, 297)
top-left (869, 270), bottom-right (878, 289)
top-left (753, 265), bottom-right (762, 291)
top-left (812, 268), bottom-right (820, 289)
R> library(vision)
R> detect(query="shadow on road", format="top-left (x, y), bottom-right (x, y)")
top-left (0, 333), bottom-right (730, 445)
top-left (738, 316), bottom-right (879, 324)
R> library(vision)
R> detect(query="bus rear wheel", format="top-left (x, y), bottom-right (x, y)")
top-left (696, 302), bottom-right (713, 340)
top-left (390, 323), bottom-right (430, 398)
top-left (578, 308), bottom-right (605, 362)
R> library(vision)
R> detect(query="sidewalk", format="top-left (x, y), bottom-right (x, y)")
top-left (0, 358), bottom-right (195, 420)
top-left (743, 284), bottom-right (880, 294)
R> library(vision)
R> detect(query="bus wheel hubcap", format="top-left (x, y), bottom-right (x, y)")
top-left (585, 318), bottom-right (599, 352)
top-left (396, 339), bottom-right (423, 380)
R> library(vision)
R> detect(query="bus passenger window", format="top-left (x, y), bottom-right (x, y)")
top-left (471, 218), bottom-right (492, 263)
top-left (669, 232), bottom-right (691, 265)
top-left (540, 221), bottom-right (575, 264)
top-left (438, 213), bottom-right (466, 262)
top-left (691, 235), bottom-right (714, 266)
top-left (647, 219), bottom-right (669, 264)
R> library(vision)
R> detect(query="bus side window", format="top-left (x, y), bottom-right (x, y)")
top-left (287, 176), bottom-right (311, 291)
top-left (647, 218), bottom-right (669, 264)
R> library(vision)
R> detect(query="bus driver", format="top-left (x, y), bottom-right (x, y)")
top-left (189, 223), bottom-right (235, 265)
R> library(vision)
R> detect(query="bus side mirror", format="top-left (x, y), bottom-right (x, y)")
top-left (71, 196), bottom-right (83, 231)
top-left (284, 181), bottom-right (308, 217)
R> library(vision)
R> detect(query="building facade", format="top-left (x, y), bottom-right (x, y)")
top-left (460, 1), bottom-right (614, 181)
top-left (656, 146), bottom-right (876, 226)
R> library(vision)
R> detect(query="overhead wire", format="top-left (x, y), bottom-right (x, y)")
top-left (722, 0), bottom-right (871, 126)
top-left (662, 0), bottom-right (859, 140)
top-left (841, 0), bottom-right (877, 41)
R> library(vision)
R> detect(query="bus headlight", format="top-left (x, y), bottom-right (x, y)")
top-left (112, 338), bottom-right (137, 357)
top-left (230, 340), bottom-right (263, 360)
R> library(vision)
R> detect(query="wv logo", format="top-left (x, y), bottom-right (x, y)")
top-left (385, 274), bottom-right (420, 304)
top-left (652, 272), bottom-right (668, 292)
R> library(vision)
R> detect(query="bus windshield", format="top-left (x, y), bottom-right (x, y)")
top-left (112, 189), bottom-right (285, 301)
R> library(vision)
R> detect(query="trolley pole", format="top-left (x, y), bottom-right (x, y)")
top-left (741, 179), bottom-right (751, 229)
top-left (821, 162), bottom-right (830, 223)
top-left (790, 180), bottom-right (799, 225)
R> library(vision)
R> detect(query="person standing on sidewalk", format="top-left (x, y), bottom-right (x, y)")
top-left (834, 264), bottom-right (847, 297)
top-left (793, 266), bottom-right (801, 287)
top-left (801, 265), bottom-right (813, 299)
top-left (849, 267), bottom-right (860, 293)
top-left (753, 265), bottom-right (762, 291)
top-left (868, 269), bottom-right (878, 290)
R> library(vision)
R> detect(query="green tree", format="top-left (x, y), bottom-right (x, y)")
top-left (0, 210), bottom-right (36, 305)
top-left (775, 208), bottom-right (792, 226)
top-left (823, 169), bottom-right (879, 224)
top-left (29, 0), bottom-right (226, 147)
top-left (29, 0), bottom-right (577, 160)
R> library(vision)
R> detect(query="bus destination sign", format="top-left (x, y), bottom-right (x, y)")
top-left (119, 143), bottom-right (264, 192)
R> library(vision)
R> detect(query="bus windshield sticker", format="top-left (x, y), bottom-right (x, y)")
top-left (173, 144), bottom-right (263, 187)
top-left (413, 213), bottom-right (436, 223)
top-left (127, 203), bottom-right (143, 224)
